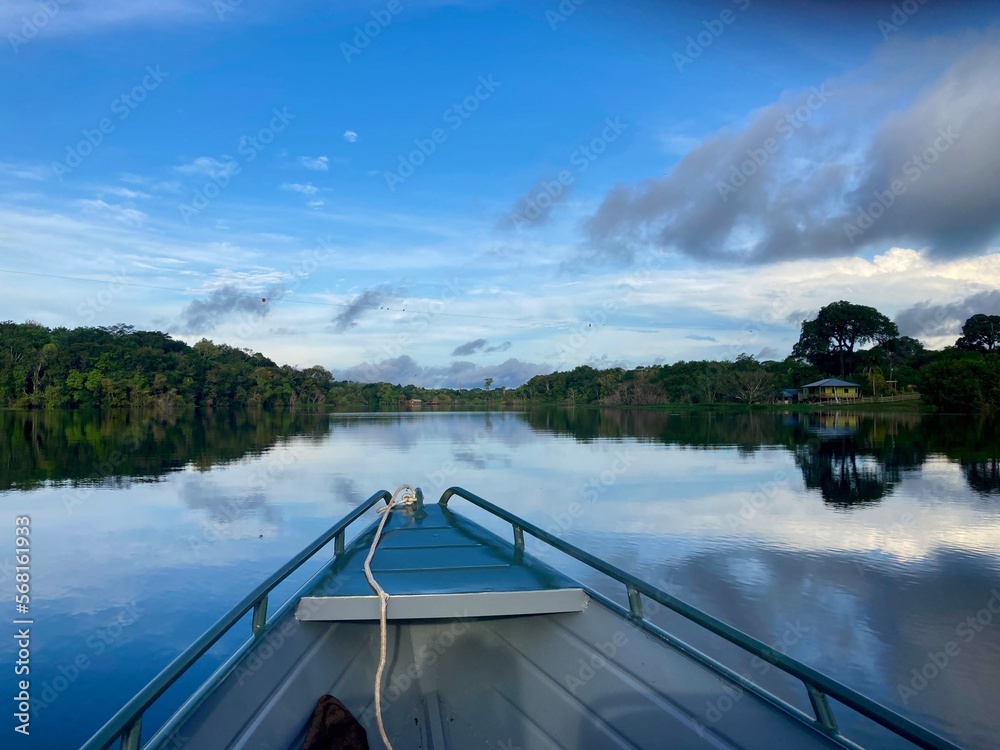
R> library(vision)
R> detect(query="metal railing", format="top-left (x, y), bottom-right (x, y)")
top-left (439, 486), bottom-right (964, 750)
top-left (82, 485), bottom-right (963, 750)
top-left (80, 489), bottom-right (393, 750)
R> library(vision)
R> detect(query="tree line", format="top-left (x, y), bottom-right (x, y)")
top-left (512, 302), bottom-right (999, 413)
top-left (1, 302), bottom-right (998, 412)
top-left (0, 322), bottom-right (485, 411)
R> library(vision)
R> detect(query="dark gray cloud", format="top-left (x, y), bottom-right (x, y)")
top-left (332, 355), bottom-right (550, 389)
top-left (685, 334), bottom-right (718, 342)
top-left (452, 338), bottom-right (487, 356)
top-left (497, 175), bottom-right (572, 232)
top-left (895, 290), bottom-right (1000, 338)
top-left (583, 37), bottom-right (1000, 265)
top-left (177, 283), bottom-right (285, 334)
top-left (785, 310), bottom-right (815, 325)
top-left (451, 339), bottom-right (512, 356)
top-left (332, 283), bottom-right (395, 333)
top-left (756, 347), bottom-right (780, 361)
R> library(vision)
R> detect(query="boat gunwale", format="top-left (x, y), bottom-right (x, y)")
top-left (80, 485), bottom-right (967, 750)
top-left (79, 488), bottom-right (395, 750)
top-left (439, 485), bottom-right (965, 750)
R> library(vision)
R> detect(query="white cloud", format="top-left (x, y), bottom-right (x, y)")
top-left (0, 0), bottom-right (212, 36)
top-left (0, 162), bottom-right (48, 181)
top-left (306, 200), bottom-right (325, 208)
top-left (658, 133), bottom-right (700, 156)
top-left (101, 186), bottom-right (151, 200)
top-left (117, 173), bottom-right (182, 193)
top-left (298, 156), bottom-right (329, 171)
top-left (76, 199), bottom-right (147, 226)
top-left (343, 130), bottom-right (358, 143)
top-left (280, 182), bottom-right (319, 195)
top-left (174, 157), bottom-right (235, 178)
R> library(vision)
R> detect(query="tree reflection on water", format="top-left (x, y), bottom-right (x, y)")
top-left (2, 407), bottom-right (997, 502)
top-left (521, 407), bottom-right (999, 503)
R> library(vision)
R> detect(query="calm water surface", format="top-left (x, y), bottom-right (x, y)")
top-left (1, 408), bottom-right (998, 749)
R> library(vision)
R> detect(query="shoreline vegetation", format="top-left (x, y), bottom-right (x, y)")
top-left (1, 302), bottom-right (997, 414)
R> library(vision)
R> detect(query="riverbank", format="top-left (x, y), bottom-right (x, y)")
top-left (503, 396), bottom-right (926, 413)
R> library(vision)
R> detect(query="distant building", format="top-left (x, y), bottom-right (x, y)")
top-left (776, 388), bottom-right (800, 404)
top-left (799, 378), bottom-right (861, 401)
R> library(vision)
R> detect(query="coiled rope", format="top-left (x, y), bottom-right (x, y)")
top-left (363, 484), bottom-right (417, 750)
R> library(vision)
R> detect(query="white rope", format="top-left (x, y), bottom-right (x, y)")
top-left (363, 484), bottom-right (417, 750)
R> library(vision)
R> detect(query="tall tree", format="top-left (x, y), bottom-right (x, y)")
top-left (721, 355), bottom-right (775, 404)
top-left (956, 313), bottom-right (1000, 353)
top-left (792, 301), bottom-right (899, 378)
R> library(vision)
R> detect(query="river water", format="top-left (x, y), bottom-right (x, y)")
top-left (0, 408), bottom-right (997, 749)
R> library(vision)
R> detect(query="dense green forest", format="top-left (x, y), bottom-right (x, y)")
top-left (0, 321), bottom-right (468, 411)
top-left (1, 303), bottom-right (998, 412)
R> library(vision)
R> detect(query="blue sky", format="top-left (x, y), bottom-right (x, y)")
top-left (2, 0), bottom-right (999, 387)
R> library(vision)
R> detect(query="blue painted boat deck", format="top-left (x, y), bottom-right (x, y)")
top-left (296, 501), bottom-right (589, 620)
